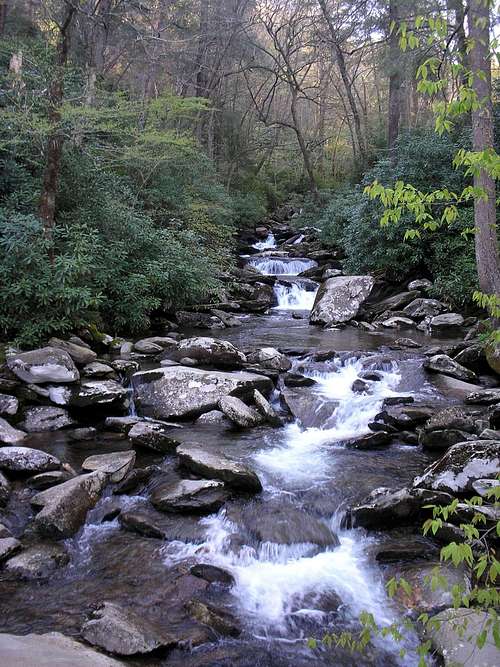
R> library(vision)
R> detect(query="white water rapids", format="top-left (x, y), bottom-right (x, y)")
top-left (252, 233), bottom-right (277, 250)
top-left (273, 280), bottom-right (318, 310)
top-left (247, 256), bottom-right (317, 276)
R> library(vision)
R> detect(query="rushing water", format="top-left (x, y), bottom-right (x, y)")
top-left (252, 233), bottom-right (277, 251)
top-left (273, 279), bottom-right (319, 310)
top-left (247, 256), bottom-right (317, 276)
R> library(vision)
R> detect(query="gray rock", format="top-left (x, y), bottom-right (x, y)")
top-left (322, 268), bottom-right (343, 279)
top-left (413, 440), bottom-right (500, 494)
top-left (176, 311), bottom-right (225, 329)
top-left (245, 347), bottom-right (292, 371)
top-left (27, 470), bottom-right (74, 490)
top-left (0, 632), bottom-right (125, 667)
top-left (465, 388), bottom-right (500, 405)
top-left (196, 410), bottom-right (229, 425)
top-left (471, 478), bottom-right (499, 497)
top-left (419, 429), bottom-right (477, 450)
top-left (380, 316), bottom-right (416, 328)
top-left (82, 361), bottom-right (115, 378)
top-left (370, 291), bottom-right (422, 314)
top-left (424, 407), bottom-right (476, 433)
top-left (429, 312), bottom-right (465, 333)
top-left (0, 446), bottom-right (60, 473)
top-left (210, 309), bottom-right (242, 327)
top-left (128, 421), bottom-right (180, 453)
top-left (48, 380), bottom-right (128, 409)
top-left (218, 396), bottom-right (264, 428)
top-left (427, 608), bottom-right (499, 666)
top-left (67, 427), bottom-right (98, 441)
top-left (48, 338), bottom-right (97, 365)
top-left (4, 543), bottom-right (69, 579)
top-left (31, 471), bottom-right (108, 538)
top-left (21, 406), bottom-right (74, 432)
top-left (0, 523), bottom-right (12, 538)
top-left (190, 563), bottom-right (235, 585)
top-left (0, 537), bottom-right (21, 563)
top-left (253, 389), bottom-right (281, 425)
top-left (110, 359), bottom-right (140, 375)
top-left (7, 346), bottom-right (79, 384)
top-left (104, 416), bottom-right (142, 433)
top-left (479, 428), bottom-right (500, 441)
top-left (82, 451), bottom-right (136, 483)
top-left (171, 337), bottom-right (246, 368)
top-left (82, 601), bottom-right (176, 656)
top-left (0, 393), bottom-right (18, 416)
top-left (133, 366), bottom-right (272, 419)
top-left (392, 563), bottom-right (470, 614)
top-left (113, 467), bottom-right (156, 495)
top-left (133, 337), bottom-right (177, 354)
top-left (185, 600), bottom-right (240, 638)
top-left (403, 298), bottom-right (445, 319)
top-left (0, 471), bottom-right (11, 506)
top-left (0, 417), bottom-right (26, 444)
top-left (345, 431), bottom-right (392, 449)
top-left (429, 373), bottom-right (482, 401)
top-left (392, 338), bottom-right (421, 348)
top-left (424, 354), bottom-right (477, 382)
top-left (177, 444), bottom-right (262, 492)
top-left (310, 275), bottom-right (375, 326)
top-left (374, 404), bottom-right (435, 430)
top-left (408, 279), bottom-right (432, 291)
top-left (151, 479), bottom-right (227, 514)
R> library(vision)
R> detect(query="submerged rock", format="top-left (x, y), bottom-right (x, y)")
top-left (133, 366), bottom-right (272, 419)
top-left (151, 479), bottom-right (228, 514)
top-left (4, 543), bottom-right (69, 580)
top-left (7, 346), bottom-right (79, 384)
top-left (0, 446), bottom-right (60, 473)
top-left (177, 444), bottom-right (262, 492)
top-left (310, 275), bottom-right (375, 326)
top-left (82, 601), bottom-right (177, 656)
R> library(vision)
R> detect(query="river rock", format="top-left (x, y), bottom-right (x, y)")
top-left (49, 380), bottom-right (128, 409)
top-left (196, 410), bottom-right (229, 425)
top-left (110, 359), bottom-right (140, 375)
top-left (185, 600), bottom-right (240, 638)
top-left (82, 451), bottom-right (136, 483)
top-left (48, 338), bottom-right (97, 365)
top-left (345, 431), bottom-right (392, 449)
top-left (374, 404), bottom-right (435, 430)
top-left (465, 388), bottom-right (500, 405)
top-left (27, 470), bottom-right (74, 490)
top-left (177, 444), bottom-right (262, 492)
top-left (403, 298), bottom-right (445, 319)
top-left (20, 406), bottom-right (74, 432)
top-left (253, 389), bottom-right (281, 425)
top-left (82, 361), bottom-right (115, 378)
top-left (128, 421), bottom-right (180, 453)
top-left (429, 313), bottom-right (465, 333)
top-left (0, 417), bottom-right (27, 444)
top-left (370, 291), bottom-right (422, 315)
top-left (176, 311), bottom-right (225, 329)
top-left (425, 407), bottom-right (476, 434)
top-left (408, 279), bottom-right (432, 291)
top-left (7, 346), bottom-right (79, 384)
top-left (133, 337), bottom-right (177, 354)
top-left (0, 537), bottom-right (21, 563)
top-left (133, 366), bottom-right (272, 419)
top-left (119, 509), bottom-right (167, 539)
top-left (349, 487), bottom-right (453, 529)
top-left (0, 393), bottom-right (18, 416)
top-left (31, 471), bottom-right (108, 538)
top-left (218, 396), bottom-right (264, 428)
top-left (151, 479), bottom-right (228, 514)
top-left (0, 446), bottom-right (60, 473)
top-left (0, 471), bottom-right (11, 506)
top-left (245, 347), bottom-right (291, 371)
top-left (171, 337), bottom-right (246, 368)
top-left (310, 275), bottom-right (374, 326)
top-left (380, 316), bottom-right (415, 328)
top-left (424, 354), bottom-right (477, 382)
top-left (427, 607), bottom-right (499, 667)
top-left (4, 543), bottom-right (69, 579)
top-left (82, 601), bottom-right (176, 656)
top-left (413, 440), bottom-right (500, 494)
top-left (419, 429), bottom-right (477, 450)
top-left (0, 632), bottom-right (125, 666)
top-left (391, 563), bottom-right (470, 614)
top-left (105, 416), bottom-right (142, 433)
top-left (190, 564), bottom-right (235, 586)
top-left (283, 373), bottom-right (316, 387)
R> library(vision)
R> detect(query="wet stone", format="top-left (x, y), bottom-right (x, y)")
top-left (4, 542), bottom-right (69, 580)
top-left (151, 479), bottom-right (228, 514)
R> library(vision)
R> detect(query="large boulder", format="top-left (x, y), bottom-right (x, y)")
top-left (81, 601), bottom-right (176, 656)
top-left (403, 298), bottom-right (445, 319)
top-left (429, 313), bottom-right (465, 334)
top-left (48, 338), bottom-right (97, 365)
top-left (177, 444), bottom-right (262, 492)
top-left (170, 337), bottom-right (246, 369)
top-left (419, 407), bottom-right (477, 450)
top-left (0, 446), bottom-right (60, 474)
top-left (31, 471), bottom-right (108, 538)
top-left (20, 406), bottom-right (74, 432)
top-left (218, 396), bottom-right (264, 428)
top-left (7, 347), bottom-right (79, 384)
top-left (82, 451), bottom-right (136, 483)
top-left (424, 354), bottom-right (477, 382)
top-left (151, 479), bottom-right (228, 514)
top-left (0, 417), bottom-right (26, 444)
top-left (310, 275), bottom-right (375, 326)
top-left (0, 632), bottom-right (125, 666)
top-left (48, 380), bottom-right (128, 409)
top-left (413, 440), bottom-right (500, 494)
top-left (245, 347), bottom-right (291, 371)
top-left (133, 366), bottom-right (272, 419)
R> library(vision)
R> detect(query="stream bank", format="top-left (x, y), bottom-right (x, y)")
top-left (0, 211), bottom-right (499, 666)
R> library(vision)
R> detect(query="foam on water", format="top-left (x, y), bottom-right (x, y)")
top-left (252, 233), bottom-right (277, 250)
top-left (273, 281), bottom-right (318, 310)
top-left (247, 256), bottom-right (317, 276)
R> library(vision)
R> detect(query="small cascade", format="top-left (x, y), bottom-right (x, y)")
top-left (273, 279), bottom-right (318, 310)
top-left (252, 233), bottom-right (277, 250)
top-left (247, 256), bottom-right (317, 276)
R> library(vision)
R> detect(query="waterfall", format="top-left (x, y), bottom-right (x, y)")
top-left (247, 256), bottom-right (317, 276)
top-left (273, 279), bottom-right (318, 310)
top-left (252, 233), bottom-right (277, 250)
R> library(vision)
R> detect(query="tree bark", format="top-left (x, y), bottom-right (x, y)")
top-left (0, 0), bottom-right (8, 34)
top-left (387, 0), bottom-right (402, 152)
top-left (85, 0), bottom-right (112, 107)
top-left (291, 91), bottom-right (318, 196)
top-left (38, 2), bottom-right (76, 252)
top-left (468, 0), bottom-right (500, 297)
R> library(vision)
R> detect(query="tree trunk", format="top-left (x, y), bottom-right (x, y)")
top-left (468, 0), bottom-right (500, 297)
top-left (0, 0), bottom-right (8, 34)
top-left (85, 0), bottom-right (112, 107)
top-left (38, 2), bottom-right (76, 252)
top-left (387, 0), bottom-right (402, 152)
top-left (290, 91), bottom-right (318, 196)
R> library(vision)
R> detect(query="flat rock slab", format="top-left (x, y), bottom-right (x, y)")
top-left (82, 451), bottom-right (136, 483)
top-left (31, 471), bottom-right (108, 538)
top-left (49, 380), bottom-right (128, 409)
top-left (7, 346), bottom-right (80, 384)
top-left (0, 632), bottom-right (125, 666)
top-left (82, 601), bottom-right (177, 656)
top-left (424, 354), bottom-right (477, 382)
top-left (20, 406), bottom-right (74, 432)
top-left (171, 337), bottom-right (246, 368)
top-left (151, 479), bottom-right (227, 514)
top-left (177, 444), bottom-right (262, 493)
top-left (133, 366), bottom-right (272, 419)
top-left (0, 447), bottom-right (60, 473)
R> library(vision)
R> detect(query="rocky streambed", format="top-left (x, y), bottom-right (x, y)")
top-left (0, 213), bottom-right (499, 666)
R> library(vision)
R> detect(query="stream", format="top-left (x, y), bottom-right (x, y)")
top-left (0, 243), bottom-right (464, 666)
